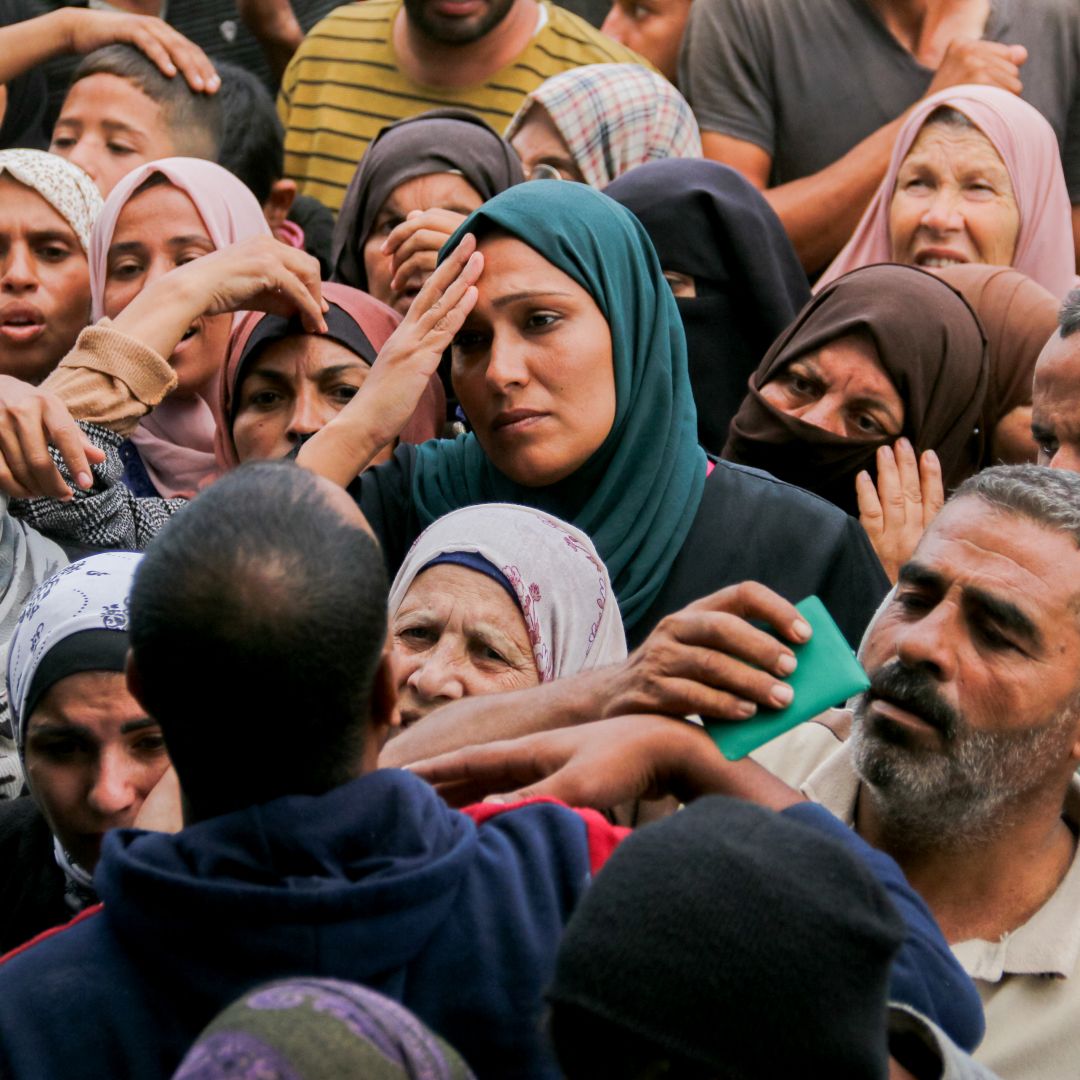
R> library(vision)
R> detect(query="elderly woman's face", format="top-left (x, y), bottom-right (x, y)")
top-left (392, 563), bottom-right (539, 727)
top-left (758, 333), bottom-right (904, 439)
top-left (363, 172), bottom-right (484, 316)
top-left (231, 334), bottom-right (392, 465)
top-left (0, 176), bottom-right (91, 384)
top-left (104, 182), bottom-right (231, 398)
top-left (23, 670), bottom-right (169, 872)
top-left (451, 234), bottom-right (617, 486)
top-left (888, 121), bottom-right (1020, 270)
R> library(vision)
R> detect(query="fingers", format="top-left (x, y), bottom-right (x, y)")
top-left (410, 738), bottom-right (555, 802)
top-left (687, 580), bottom-right (810, 648)
top-left (273, 247), bottom-right (327, 332)
top-left (0, 409), bottom-right (66, 499)
top-left (919, 449), bottom-right (944, 526)
top-left (855, 469), bottom-right (883, 535)
top-left (390, 248), bottom-right (439, 294)
top-left (42, 399), bottom-right (96, 490)
top-left (382, 209), bottom-right (467, 258)
top-left (130, 21), bottom-right (220, 91)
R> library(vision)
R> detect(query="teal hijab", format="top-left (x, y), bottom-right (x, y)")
top-left (414, 182), bottom-right (707, 629)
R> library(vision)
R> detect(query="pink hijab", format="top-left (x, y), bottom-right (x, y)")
top-left (90, 158), bottom-right (271, 498)
top-left (818, 86), bottom-right (1077, 298)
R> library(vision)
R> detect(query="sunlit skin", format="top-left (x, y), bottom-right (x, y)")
top-left (103, 182), bottom-right (228, 398)
top-left (392, 563), bottom-right (539, 727)
top-left (510, 106), bottom-right (585, 182)
top-left (860, 499), bottom-right (1080, 758)
top-left (451, 234), bottom-right (617, 486)
top-left (23, 670), bottom-right (170, 872)
top-left (231, 335), bottom-right (393, 465)
top-left (1031, 332), bottom-right (1080, 472)
top-left (600, 0), bottom-right (692, 83)
top-left (758, 334), bottom-right (904, 438)
top-left (50, 73), bottom-right (177, 196)
top-left (363, 172), bottom-right (484, 316)
top-left (0, 177), bottom-right (91, 384)
top-left (888, 123), bottom-right (1020, 270)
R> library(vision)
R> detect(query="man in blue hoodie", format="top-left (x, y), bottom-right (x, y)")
top-left (0, 461), bottom-right (980, 1079)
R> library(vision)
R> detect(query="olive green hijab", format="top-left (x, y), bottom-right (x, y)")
top-left (412, 182), bottom-right (707, 630)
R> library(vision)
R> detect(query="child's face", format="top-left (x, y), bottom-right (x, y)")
top-left (50, 74), bottom-right (177, 196)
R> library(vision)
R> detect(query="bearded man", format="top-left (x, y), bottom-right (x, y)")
top-left (414, 464), bottom-right (1080, 1080)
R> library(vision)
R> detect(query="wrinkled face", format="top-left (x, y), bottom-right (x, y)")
top-left (363, 172), bottom-right (484, 315)
top-left (758, 333), bottom-right (904, 439)
top-left (851, 498), bottom-right (1080, 844)
top-left (402, 0), bottom-right (516, 44)
top-left (888, 122), bottom-right (1020, 270)
top-left (600, 0), bottom-right (692, 82)
top-left (50, 75), bottom-right (177, 196)
top-left (231, 334), bottom-right (393, 465)
top-left (510, 106), bottom-right (585, 183)
top-left (24, 670), bottom-right (169, 872)
top-left (0, 176), bottom-right (91, 383)
top-left (392, 563), bottom-right (539, 726)
top-left (104, 182), bottom-right (230, 397)
top-left (451, 234), bottom-right (616, 486)
top-left (1032, 332), bottom-right (1080, 472)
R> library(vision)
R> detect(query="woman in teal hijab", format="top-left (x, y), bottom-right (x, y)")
top-left (299, 181), bottom-right (887, 645)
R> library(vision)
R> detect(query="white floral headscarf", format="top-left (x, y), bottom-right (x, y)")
top-left (388, 504), bottom-right (627, 682)
top-left (0, 149), bottom-right (103, 252)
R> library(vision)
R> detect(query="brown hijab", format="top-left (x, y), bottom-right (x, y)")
top-left (723, 264), bottom-right (989, 515)
top-left (934, 265), bottom-right (1059, 460)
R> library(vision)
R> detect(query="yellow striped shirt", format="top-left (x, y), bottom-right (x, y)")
top-left (279, 0), bottom-right (649, 211)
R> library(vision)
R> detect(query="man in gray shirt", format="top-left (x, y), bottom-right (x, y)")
top-left (679, 0), bottom-right (1080, 274)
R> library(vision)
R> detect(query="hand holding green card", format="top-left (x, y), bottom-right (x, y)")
top-left (707, 596), bottom-right (870, 760)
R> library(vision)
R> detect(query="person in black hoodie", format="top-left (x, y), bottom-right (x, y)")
top-left (0, 461), bottom-right (629, 1080)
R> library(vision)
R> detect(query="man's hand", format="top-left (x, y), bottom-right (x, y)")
top-left (410, 714), bottom-right (803, 813)
top-left (924, 39), bottom-right (1027, 98)
top-left (61, 10), bottom-right (220, 92)
top-left (857, 440), bottom-right (943, 584)
top-left (603, 582), bottom-right (811, 722)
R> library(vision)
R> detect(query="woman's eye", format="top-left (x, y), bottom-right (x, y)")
top-left (37, 245), bottom-right (71, 262)
top-left (895, 590), bottom-right (931, 614)
top-left (330, 385), bottom-right (360, 405)
top-left (852, 413), bottom-right (885, 436)
top-left (631, 3), bottom-right (651, 17)
top-left (108, 261), bottom-right (144, 280)
top-left (50, 136), bottom-right (75, 150)
top-left (107, 143), bottom-right (136, 156)
top-left (248, 390), bottom-right (284, 408)
top-left (525, 312), bottom-right (559, 331)
top-left (477, 643), bottom-right (510, 664)
top-left (176, 250), bottom-right (209, 268)
top-left (35, 738), bottom-right (88, 762)
top-left (398, 625), bottom-right (436, 646)
top-left (784, 373), bottom-right (819, 398)
top-left (452, 330), bottom-right (488, 350)
top-left (134, 734), bottom-right (168, 755)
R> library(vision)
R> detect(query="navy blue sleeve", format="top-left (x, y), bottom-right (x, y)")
top-left (781, 801), bottom-right (985, 1052)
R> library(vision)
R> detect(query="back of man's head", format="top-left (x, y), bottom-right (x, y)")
top-left (214, 61), bottom-right (284, 206)
top-left (129, 462), bottom-right (389, 821)
top-left (71, 44), bottom-right (222, 160)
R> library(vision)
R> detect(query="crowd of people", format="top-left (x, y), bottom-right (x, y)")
top-left (0, 0), bottom-right (1078, 1076)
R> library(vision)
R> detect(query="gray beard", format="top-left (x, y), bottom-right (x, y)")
top-left (849, 696), bottom-right (1076, 852)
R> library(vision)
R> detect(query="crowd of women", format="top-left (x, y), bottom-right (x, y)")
top-left (0, 2), bottom-right (1077, 1077)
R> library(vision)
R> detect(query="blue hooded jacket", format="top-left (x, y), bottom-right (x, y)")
top-left (0, 769), bottom-right (613, 1079)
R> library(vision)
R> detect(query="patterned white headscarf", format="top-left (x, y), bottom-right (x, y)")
top-left (7, 551), bottom-right (141, 753)
top-left (388, 504), bottom-right (627, 682)
top-left (505, 64), bottom-right (702, 189)
top-left (0, 149), bottom-right (103, 252)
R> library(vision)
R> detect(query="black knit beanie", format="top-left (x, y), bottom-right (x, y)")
top-left (548, 796), bottom-right (906, 1079)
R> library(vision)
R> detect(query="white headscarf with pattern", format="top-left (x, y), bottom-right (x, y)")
top-left (388, 504), bottom-right (626, 682)
top-left (0, 149), bottom-right (103, 252)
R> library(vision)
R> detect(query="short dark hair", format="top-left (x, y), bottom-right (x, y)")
top-left (214, 61), bottom-right (284, 205)
top-left (129, 462), bottom-right (389, 820)
top-left (1059, 289), bottom-right (1080, 339)
top-left (70, 44), bottom-right (222, 159)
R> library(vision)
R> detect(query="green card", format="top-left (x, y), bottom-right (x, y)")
top-left (706, 595), bottom-right (870, 761)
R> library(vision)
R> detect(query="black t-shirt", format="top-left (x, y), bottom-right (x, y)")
top-left (0, 796), bottom-right (69, 954)
top-left (351, 446), bottom-right (890, 648)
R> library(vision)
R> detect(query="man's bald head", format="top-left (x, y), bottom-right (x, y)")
top-left (128, 462), bottom-right (391, 821)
